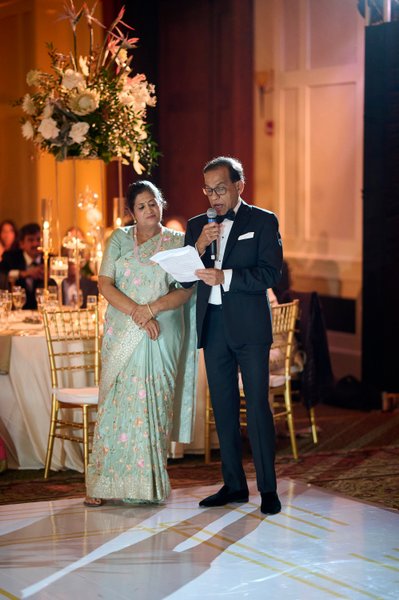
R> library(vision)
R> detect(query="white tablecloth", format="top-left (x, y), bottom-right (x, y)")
top-left (0, 316), bottom-right (213, 470)
top-left (0, 320), bottom-right (86, 471)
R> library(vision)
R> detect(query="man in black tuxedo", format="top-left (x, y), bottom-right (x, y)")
top-left (0, 223), bottom-right (44, 309)
top-left (185, 156), bottom-right (283, 515)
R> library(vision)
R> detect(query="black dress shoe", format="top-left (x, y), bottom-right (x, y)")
top-left (260, 492), bottom-right (281, 515)
top-left (199, 485), bottom-right (249, 507)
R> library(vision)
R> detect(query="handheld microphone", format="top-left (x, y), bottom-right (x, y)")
top-left (206, 207), bottom-right (217, 260)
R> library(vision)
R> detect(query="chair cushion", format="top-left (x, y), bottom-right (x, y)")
top-left (54, 387), bottom-right (99, 404)
top-left (269, 374), bottom-right (290, 388)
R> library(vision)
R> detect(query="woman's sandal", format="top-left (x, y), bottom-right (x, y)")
top-left (83, 497), bottom-right (103, 507)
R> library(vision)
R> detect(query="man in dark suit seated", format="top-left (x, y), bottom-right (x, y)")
top-left (184, 156), bottom-right (283, 515)
top-left (62, 260), bottom-right (98, 308)
top-left (0, 223), bottom-right (44, 309)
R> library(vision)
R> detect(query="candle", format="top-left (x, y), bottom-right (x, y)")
top-left (43, 220), bottom-right (50, 250)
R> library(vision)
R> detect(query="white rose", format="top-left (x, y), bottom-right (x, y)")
top-left (38, 117), bottom-right (59, 140)
top-left (22, 94), bottom-right (36, 115)
top-left (21, 121), bottom-right (34, 140)
top-left (68, 90), bottom-right (100, 115)
top-left (69, 122), bottom-right (90, 144)
top-left (62, 69), bottom-right (85, 90)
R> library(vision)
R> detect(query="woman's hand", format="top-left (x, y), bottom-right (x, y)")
top-left (144, 318), bottom-right (160, 340)
top-left (132, 304), bottom-right (153, 328)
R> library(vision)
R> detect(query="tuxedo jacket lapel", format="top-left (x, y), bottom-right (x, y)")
top-left (222, 202), bottom-right (251, 266)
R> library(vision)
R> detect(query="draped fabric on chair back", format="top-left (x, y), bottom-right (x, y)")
top-left (282, 290), bottom-right (334, 408)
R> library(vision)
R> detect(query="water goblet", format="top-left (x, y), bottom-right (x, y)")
top-left (0, 291), bottom-right (12, 325)
top-left (49, 257), bottom-right (68, 306)
top-left (12, 290), bottom-right (24, 317)
top-left (35, 288), bottom-right (45, 310)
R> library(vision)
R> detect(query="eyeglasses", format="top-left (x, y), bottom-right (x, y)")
top-left (202, 185), bottom-right (228, 197)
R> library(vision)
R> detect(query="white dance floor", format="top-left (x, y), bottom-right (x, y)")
top-left (0, 479), bottom-right (398, 599)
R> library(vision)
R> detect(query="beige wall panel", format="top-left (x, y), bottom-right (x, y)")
top-left (309, 0), bottom-right (358, 68)
top-left (281, 88), bottom-right (299, 237)
top-left (253, 0), bottom-right (274, 210)
top-left (308, 83), bottom-right (357, 242)
top-left (282, 0), bottom-right (300, 71)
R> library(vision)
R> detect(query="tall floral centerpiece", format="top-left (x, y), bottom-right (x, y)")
top-left (18, 2), bottom-right (157, 171)
top-left (16, 2), bottom-right (157, 300)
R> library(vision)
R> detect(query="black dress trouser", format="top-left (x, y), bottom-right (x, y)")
top-left (202, 305), bottom-right (277, 493)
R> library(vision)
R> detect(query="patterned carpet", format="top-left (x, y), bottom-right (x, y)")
top-left (1, 405), bottom-right (398, 509)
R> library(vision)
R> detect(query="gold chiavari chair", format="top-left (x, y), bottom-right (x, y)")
top-left (204, 299), bottom-right (302, 463)
top-left (267, 300), bottom-right (300, 459)
top-left (42, 307), bottom-right (100, 478)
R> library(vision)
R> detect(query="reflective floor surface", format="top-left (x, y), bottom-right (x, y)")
top-left (0, 479), bottom-right (398, 600)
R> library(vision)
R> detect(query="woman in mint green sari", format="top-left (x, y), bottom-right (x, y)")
top-left (85, 181), bottom-right (197, 506)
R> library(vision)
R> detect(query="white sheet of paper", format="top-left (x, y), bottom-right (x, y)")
top-left (151, 245), bottom-right (204, 282)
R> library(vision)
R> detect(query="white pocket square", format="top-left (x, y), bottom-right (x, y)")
top-left (238, 231), bottom-right (254, 240)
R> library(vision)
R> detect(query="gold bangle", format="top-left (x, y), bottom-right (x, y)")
top-left (146, 303), bottom-right (155, 319)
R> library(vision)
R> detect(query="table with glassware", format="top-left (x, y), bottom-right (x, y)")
top-left (0, 304), bottom-right (210, 471)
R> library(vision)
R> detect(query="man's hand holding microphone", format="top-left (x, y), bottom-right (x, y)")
top-left (195, 208), bottom-right (225, 286)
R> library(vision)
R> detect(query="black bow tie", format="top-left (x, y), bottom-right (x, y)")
top-left (216, 209), bottom-right (236, 223)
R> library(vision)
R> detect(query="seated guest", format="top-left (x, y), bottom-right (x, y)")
top-left (62, 260), bottom-right (98, 308)
top-left (0, 223), bottom-right (44, 309)
top-left (0, 220), bottom-right (19, 262)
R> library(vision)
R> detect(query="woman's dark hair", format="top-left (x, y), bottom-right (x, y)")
top-left (203, 156), bottom-right (245, 183)
top-left (0, 219), bottom-right (19, 250)
top-left (126, 180), bottom-right (167, 214)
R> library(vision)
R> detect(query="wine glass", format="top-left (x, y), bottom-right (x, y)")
top-left (49, 256), bottom-right (68, 306)
top-left (0, 291), bottom-right (12, 326)
top-left (35, 287), bottom-right (45, 311)
top-left (12, 289), bottom-right (24, 317)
